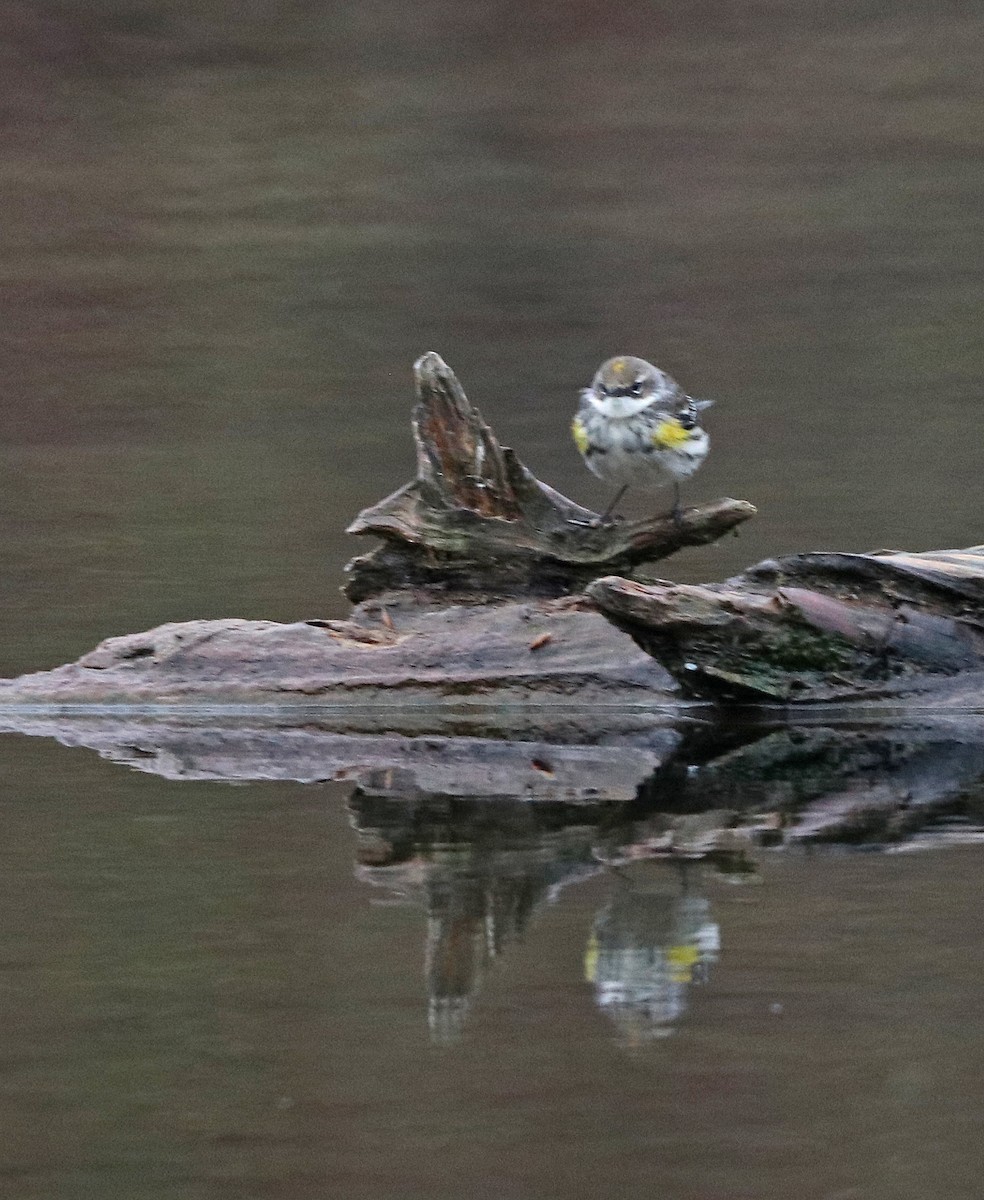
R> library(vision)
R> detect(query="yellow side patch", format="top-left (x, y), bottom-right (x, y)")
top-left (583, 932), bottom-right (599, 983)
top-left (652, 417), bottom-right (690, 450)
top-left (667, 942), bottom-right (701, 983)
top-left (572, 416), bottom-right (590, 454)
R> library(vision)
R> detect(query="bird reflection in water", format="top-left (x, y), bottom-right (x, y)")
top-left (584, 864), bottom-right (720, 1046)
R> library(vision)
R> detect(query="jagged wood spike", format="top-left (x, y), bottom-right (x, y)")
top-left (411, 351), bottom-right (520, 517)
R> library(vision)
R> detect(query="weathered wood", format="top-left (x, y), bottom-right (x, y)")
top-left (8, 543), bottom-right (982, 710)
top-left (3, 348), bottom-right (982, 717)
top-left (588, 546), bottom-right (984, 704)
top-left (344, 352), bottom-right (756, 601)
top-left (0, 351), bottom-right (757, 710)
top-left (0, 596), bottom-right (678, 708)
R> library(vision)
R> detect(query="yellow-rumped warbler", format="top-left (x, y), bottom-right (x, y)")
top-left (571, 355), bottom-right (713, 522)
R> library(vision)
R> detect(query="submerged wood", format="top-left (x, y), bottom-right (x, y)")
top-left (344, 352), bottom-right (756, 601)
top-left (588, 546), bottom-right (984, 705)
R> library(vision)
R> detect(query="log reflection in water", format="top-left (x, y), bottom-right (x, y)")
top-left (350, 792), bottom-right (611, 1043)
top-left (644, 722), bottom-right (984, 849)
top-left (347, 723), bottom-right (984, 1042)
top-left (3, 709), bottom-right (984, 1045)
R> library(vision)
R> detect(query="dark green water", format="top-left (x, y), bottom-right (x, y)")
top-left (2, 2), bottom-right (984, 1196)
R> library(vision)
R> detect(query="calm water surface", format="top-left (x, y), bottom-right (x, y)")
top-left (2, 1), bottom-right (984, 1196)
top-left (2, 733), bottom-right (984, 1199)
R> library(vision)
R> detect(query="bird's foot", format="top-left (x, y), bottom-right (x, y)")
top-left (567, 512), bottom-right (624, 530)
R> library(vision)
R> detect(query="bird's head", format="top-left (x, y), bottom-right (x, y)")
top-left (584, 355), bottom-right (677, 418)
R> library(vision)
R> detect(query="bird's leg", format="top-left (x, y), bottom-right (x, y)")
top-left (599, 485), bottom-right (628, 523)
top-left (669, 481), bottom-right (683, 525)
top-left (567, 484), bottom-right (628, 529)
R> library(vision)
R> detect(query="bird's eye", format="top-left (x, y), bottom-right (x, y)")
top-left (630, 382), bottom-right (644, 397)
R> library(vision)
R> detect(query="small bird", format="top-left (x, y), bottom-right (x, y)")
top-left (571, 355), bottom-right (713, 523)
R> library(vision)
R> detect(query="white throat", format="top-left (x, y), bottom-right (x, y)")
top-left (583, 389), bottom-right (656, 419)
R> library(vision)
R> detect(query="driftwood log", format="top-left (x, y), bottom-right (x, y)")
top-left (0, 353), bottom-right (752, 711)
top-left (0, 352), bottom-right (981, 714)
top-left (3, 355), bottom-right (981, 1031)
top-left (589, 547), bottom-right (984, 705)
top-left (0, 602), bottom-right (678, 710)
